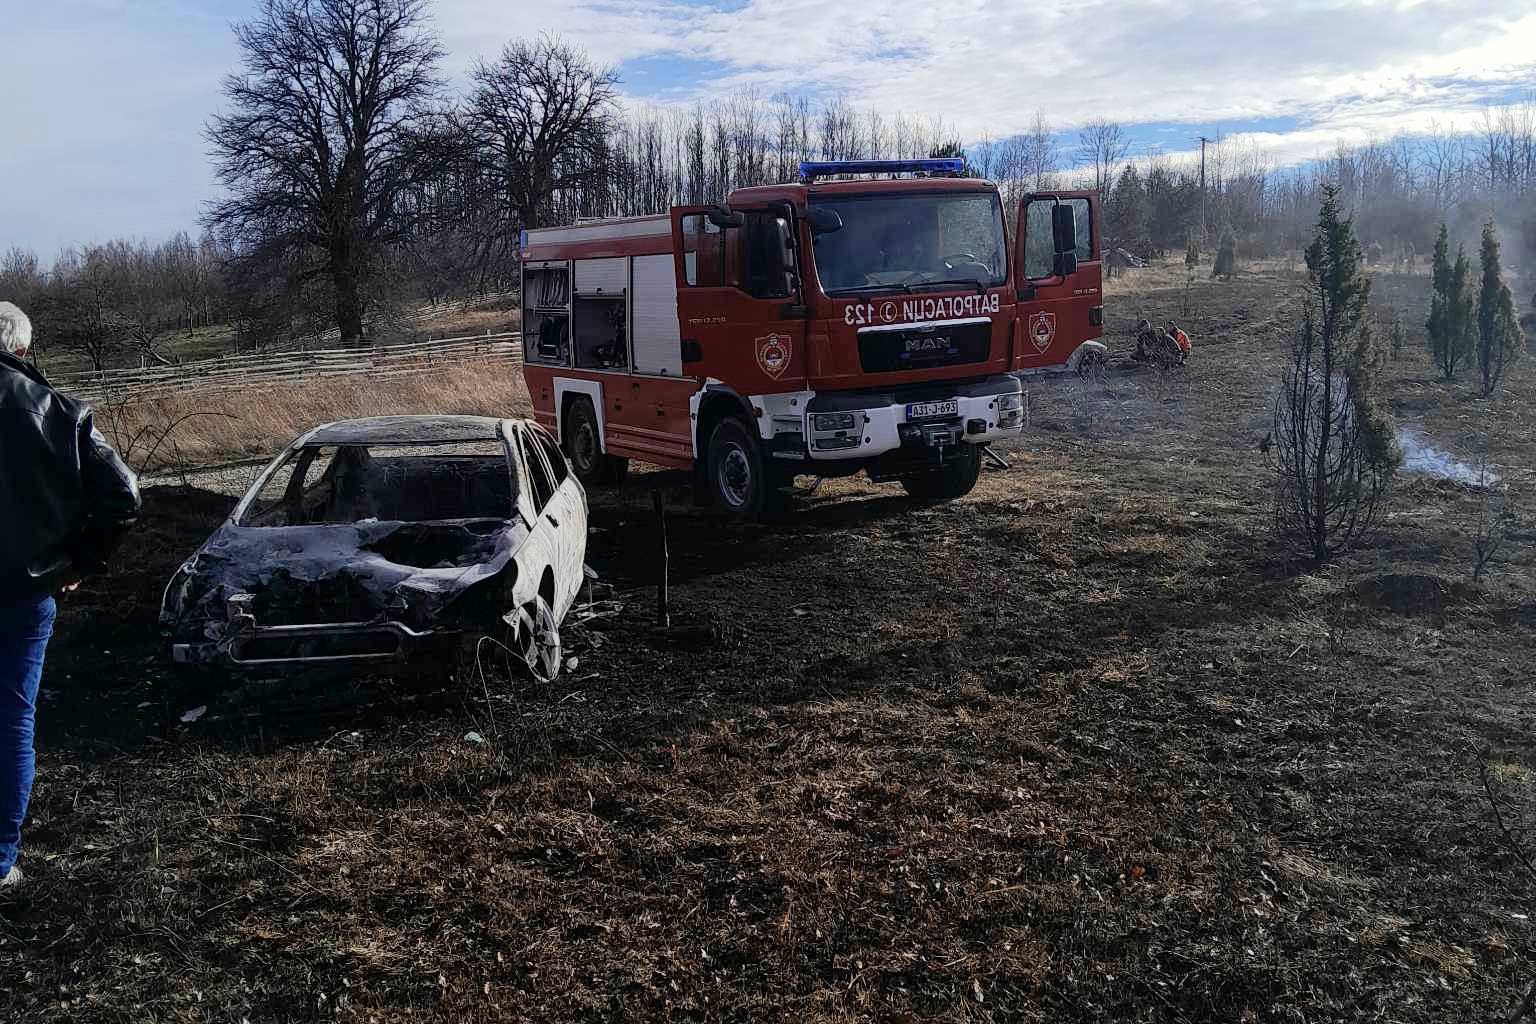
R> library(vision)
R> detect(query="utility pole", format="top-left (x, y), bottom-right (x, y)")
top-left (1195, 135), bottom-right (1213, 243)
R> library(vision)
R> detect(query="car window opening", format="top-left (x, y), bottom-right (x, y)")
top-left (241, 441), bottom-right (515, 527)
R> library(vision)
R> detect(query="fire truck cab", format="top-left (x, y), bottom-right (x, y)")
top-left (520, 158), bottom-right (1101, 518)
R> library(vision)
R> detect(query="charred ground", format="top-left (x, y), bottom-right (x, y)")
top-left (4, 259), bottom-right (1535, 1022)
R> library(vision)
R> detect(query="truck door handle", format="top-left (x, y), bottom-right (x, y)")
top-left (681, 339), bottom-right (703, 363)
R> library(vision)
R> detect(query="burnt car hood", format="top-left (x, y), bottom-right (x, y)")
top-left (163, 517), bottom-right (531, 638)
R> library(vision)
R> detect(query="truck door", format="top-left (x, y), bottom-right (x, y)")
top-left (1013, 192), bottom-right (1104, 372)
top-left (671, 205), bottom-right (809, 410)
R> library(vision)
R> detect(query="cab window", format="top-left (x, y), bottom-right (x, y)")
top-left (680, 211), bottom-right (795, 299)
top-left (739, 213), bottom-right (794, 299)
top-left (680, 214), bottom-right (726, 287)
top-left (1022, 197), bottom-right (1092, 279)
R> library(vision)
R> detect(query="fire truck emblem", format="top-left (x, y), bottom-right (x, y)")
top-left (879, 301), bottom-right (898, 323)
top-left (1028, 311), bottom-right (1057, 353)
top-left (756, 333), bottom-right (792, 379)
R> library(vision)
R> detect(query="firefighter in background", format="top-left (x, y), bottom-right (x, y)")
top-left (1132, 318), bottom-right (1187, 367)
top-left (1166, 321), bottom-right (1191, 364)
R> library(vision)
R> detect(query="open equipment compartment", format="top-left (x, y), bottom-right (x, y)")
top-left (573, 295), bottom-right (627, 370)
top-left (571, 257), bottom-right (629, 371)
top-left (523, 261), bottom-right (570, 365)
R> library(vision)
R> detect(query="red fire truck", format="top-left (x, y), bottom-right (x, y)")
top-left (519, 158), bottom-right (1102, 518)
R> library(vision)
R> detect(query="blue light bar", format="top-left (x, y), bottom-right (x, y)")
top-left (798, 158), bottom-right (966, 183)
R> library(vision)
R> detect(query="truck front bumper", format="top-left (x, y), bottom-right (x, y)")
top-left (796, 375), bottom-right (1023, 462)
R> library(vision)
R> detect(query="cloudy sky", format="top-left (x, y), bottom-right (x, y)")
top-left (4, 0), bottom-right (1534, 257)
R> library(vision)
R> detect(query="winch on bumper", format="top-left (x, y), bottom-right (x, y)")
top-left (796, 375), bottom-right (1024, 462)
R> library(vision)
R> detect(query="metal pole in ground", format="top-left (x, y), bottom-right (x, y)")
top-left (652, 488), bottom-right (670, 627)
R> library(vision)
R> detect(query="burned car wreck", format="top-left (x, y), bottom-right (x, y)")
top-left (160, 416), bottom-right (587, 680)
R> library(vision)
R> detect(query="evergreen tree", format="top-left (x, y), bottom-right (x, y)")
top-left (927, 141), bottom-right (973, 177)
top-left (1272, 185), bottom-right (1399, 562)
top-left (1451, 246), bottom-right (1477, 375)
top-left (1425, 224), bottom-right (1473, 380)
top-left (1476, 220), bottom-right (1522, 396)
top-left (1106, 164), bottom-right (1146, 257)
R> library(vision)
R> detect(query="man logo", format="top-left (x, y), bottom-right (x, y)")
top-left (756, 333), bottom-right (792, 379)
top-left (1029, 311), bottom-right (1057, 353)
top-left (904, 335), bottom-right (951, 353)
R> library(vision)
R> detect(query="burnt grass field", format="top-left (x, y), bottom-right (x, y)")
top-left (4, 259), bottom-right (1536, 1022)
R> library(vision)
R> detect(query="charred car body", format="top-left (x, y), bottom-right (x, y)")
top-left (160, 416), bottom-right (587, 680)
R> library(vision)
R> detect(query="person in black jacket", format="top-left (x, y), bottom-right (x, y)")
top-left (0, 301), bottom-right (140, 893)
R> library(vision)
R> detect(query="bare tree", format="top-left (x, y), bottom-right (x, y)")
top-left (1022, 112), bottom-right (1060, 191)
top-left (1076, 119), bottom-right (1129, 207)
top-left (1421, 120), bottom-right (1464, 214)
top-left (463, 35), bottom-right (618, 253)
top-left (205, 0), bottom-right (444, 346)
top-left (49, 247), bottom-right (122, 371)
top-left (0, 248), bottom-right (42, 307)
top-left (817, 94), bottom-right (862, 162)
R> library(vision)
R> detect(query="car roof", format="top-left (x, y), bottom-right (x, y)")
top-left (305, 415), bottom-right (511, 445)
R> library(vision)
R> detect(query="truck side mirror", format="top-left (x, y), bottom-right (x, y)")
top-left (707, 205), bottom-right (743, 229)
top-left (805, 207), bottom-right (843, 234)
top-left (1051, 203), bottom-right (1077, 260)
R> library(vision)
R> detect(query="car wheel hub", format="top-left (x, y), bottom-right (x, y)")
top-left (513, 599), bottom-right (561, 683)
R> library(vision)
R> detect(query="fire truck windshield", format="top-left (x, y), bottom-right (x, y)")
top-left (809, 191), bottom-right (1007, 296)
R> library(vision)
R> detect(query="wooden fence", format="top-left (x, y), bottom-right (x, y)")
top-left (54, 331), bottom-right (524, 404)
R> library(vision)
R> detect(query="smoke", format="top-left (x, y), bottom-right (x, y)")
top-left (1397, 428), bottom-right (1495, 486)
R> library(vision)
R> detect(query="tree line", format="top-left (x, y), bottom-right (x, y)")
top-left (3, 0), bottom-right (1533, 364)
top-left (1, 235), bottom-right (232, 370)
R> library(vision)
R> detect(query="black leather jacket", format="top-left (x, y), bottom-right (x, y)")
top-left (0, 351), bottom-right (141, 599)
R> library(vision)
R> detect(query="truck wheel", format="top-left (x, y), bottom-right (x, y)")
top-left (707, 417), bottom-right (787, 520)
top-left (564, 398), bottom-right (627, 487)
top-left (900, 444), bottom-right (982, 502)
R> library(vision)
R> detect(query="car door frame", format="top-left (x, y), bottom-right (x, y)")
top-left (525, 423), bottom-right (587, 616)
top-left (511, 422), bottom-right (583, 618)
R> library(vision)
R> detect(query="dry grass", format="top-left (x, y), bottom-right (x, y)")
top-left (99, 358), bottom-right (533, 472)
top-left (415, 306), bottom-right (519, 337)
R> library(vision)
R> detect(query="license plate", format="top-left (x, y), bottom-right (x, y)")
top-left (906, 399), bottom-right (958, 421)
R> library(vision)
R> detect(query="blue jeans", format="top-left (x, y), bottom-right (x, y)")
top-left (0, 594), bottom-right (55, 875)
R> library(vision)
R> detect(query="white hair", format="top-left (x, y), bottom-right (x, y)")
top-left (0, 301), bottom-right (31, 356)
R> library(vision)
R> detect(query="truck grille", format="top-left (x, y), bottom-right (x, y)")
top-left (857, 320), bottom-right (992, 373)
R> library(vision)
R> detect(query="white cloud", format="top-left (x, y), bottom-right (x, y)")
top-left (437, 0), bottom-right (1536, 156)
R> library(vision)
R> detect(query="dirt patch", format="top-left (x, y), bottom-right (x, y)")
top-left (1348, 572), bottom-right (1479, 615)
